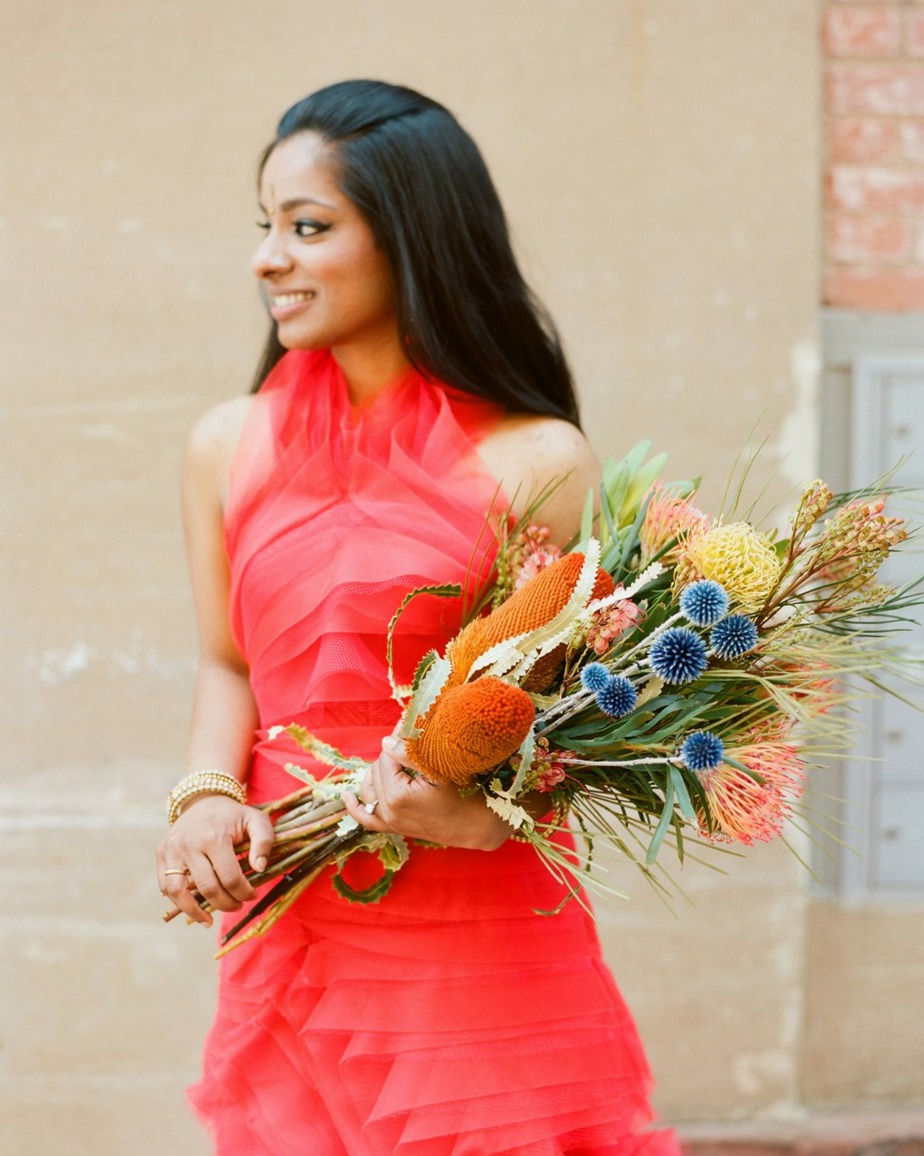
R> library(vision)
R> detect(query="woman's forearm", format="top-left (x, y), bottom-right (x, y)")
top-left (186, 657), bottom-right (259, 784)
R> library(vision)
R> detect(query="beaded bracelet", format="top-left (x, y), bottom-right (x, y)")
top-left (166, 770), bottom-right (247, 825)
top-left (509, 796), bottom-right (570, 843)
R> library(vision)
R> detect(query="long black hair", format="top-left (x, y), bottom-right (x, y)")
top-left (251, 79), bottom-right (580, 426)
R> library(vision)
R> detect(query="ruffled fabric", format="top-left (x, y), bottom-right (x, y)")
top-left (189, 350), bottom-right (678, 1155)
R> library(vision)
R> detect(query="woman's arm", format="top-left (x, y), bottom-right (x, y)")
top-left (344, 416), bottom-right (600, 851)
top-left (155, 400), bottom-right (274, 926)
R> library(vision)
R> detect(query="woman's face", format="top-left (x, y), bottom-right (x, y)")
top-left (253, 133), bottom-right (399, 357)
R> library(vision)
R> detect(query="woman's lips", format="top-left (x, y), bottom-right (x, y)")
top-left (270, 290), bottom-right (316, 321)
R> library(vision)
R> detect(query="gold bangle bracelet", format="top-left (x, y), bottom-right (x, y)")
top-left (166, 770), bottom-right (247, 825)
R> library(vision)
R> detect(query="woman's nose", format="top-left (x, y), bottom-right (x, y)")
top-left (252, 232), bottom-right (293, 278)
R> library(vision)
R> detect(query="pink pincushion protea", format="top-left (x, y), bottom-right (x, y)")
top-left (586, 593), bottom-right (643, 656)
top-left (696, 739), bottom-right (804, 845)
top-left (512, 524), bottom-right (563, 590)
top-left (640, 484), bottom-right (707, 564)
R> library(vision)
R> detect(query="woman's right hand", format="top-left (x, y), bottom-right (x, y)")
top-left (156, 795), bottom-right (275, 927)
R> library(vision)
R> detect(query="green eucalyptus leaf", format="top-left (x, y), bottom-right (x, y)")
top-left (646, 777), bottom-right (675, 865)
top-left (669, 766), bottom-right (698, 823)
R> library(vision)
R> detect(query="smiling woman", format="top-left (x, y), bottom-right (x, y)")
top-left (155, 79), bottom-right (678, 1156)
top-left (253, 135), bottom-right (404, 392)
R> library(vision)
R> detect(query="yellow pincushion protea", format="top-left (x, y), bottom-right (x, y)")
top-left (676, 522), bottom-right (781, 613)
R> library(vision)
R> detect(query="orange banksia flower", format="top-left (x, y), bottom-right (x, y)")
top-left (406, 677), bottom-right (535, 786)
top-left (450, 552), bottom-right (615, 682)
top-left (409, 553), bottom-right (614, 782)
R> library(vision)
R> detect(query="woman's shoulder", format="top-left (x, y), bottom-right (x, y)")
top-left (183, 394), bottom-right (257, 504)
top-left (478, 413), bottom-right (600, 542)
top-left (186, 394), bottom-right (256, 466)
top-left (490, 411), bottom-right (592, 457)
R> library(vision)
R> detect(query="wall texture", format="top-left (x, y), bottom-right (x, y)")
top-left (818, 0), bottom-right (924, 1118)
top-left (1, 3), bottom-right (880, 1154)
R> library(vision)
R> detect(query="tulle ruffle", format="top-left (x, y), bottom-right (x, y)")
top-left (190, 824), bottom-right (678, 1155)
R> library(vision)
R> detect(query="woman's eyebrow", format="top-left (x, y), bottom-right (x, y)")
top-left (259, 195), bottom-right (337, 214)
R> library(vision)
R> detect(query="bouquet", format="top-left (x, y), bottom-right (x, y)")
top-left (164, 443), bottom-right (920, 954)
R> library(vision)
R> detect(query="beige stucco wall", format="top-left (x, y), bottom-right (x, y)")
top-left (7, 3), bottom-right (916, 1154)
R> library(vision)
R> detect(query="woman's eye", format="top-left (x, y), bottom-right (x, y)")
top-left (294, 219), bottom-right (330, 238)
top-left (255, 220), bottom-right (271, 232)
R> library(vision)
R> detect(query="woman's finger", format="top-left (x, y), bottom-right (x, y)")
top-left (186, 849), bottom-right (243, 914)
top-left (381, 734), bottom-right (411, 769)
top-left (342, 789), bottom-right (388, 832)
top-left (205, 837), bottom-right (257, 904)
top-left (244, 807), bottom-right (276, 874)
top-left (160, 862), bottom-right (213, 927)
top-left (380, 735), bottom-right (432, 782)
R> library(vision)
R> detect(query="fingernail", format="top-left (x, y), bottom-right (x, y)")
top-left (254, 855), bottom-right (267, 873)
top-left (382, 736), bottom-right (397, 750)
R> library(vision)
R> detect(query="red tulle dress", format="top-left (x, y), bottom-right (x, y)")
top-left (188, 350), bottom-right (679, 1156)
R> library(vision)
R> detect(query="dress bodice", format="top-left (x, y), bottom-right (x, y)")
top-left (224, 349), bottom-right (508, 747)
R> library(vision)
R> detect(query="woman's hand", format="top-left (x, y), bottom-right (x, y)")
top-left (342, 736), bottom-right (513, 851)
top-left (156, 795), bottom-right (275, 927)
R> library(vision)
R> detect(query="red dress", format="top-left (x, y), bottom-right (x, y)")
top-left (188, 350), bottom-right (679, 1156)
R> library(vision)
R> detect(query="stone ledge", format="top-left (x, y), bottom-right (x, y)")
top-left (680, 1108), bottom-right (924, 1156)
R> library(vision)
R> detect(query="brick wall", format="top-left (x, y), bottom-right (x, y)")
top-left (824, 0), bottom-right (924, 310)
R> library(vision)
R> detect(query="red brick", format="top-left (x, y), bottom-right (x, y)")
top-left (907, 10), bottom-right (924, 54)
top-left (824, 6), bottom-right (902, 56)
top-left (827, 212), bottom-right (914, 261)
top-left (824, 266), bottom-right (924, 309)
top-left (827, 64), bottom-right (924, 115)
top-left (829, 117), bottom-right (899, 161)
top-left (826, 163), bottom-right (924, 211)
top-left (900, 118), bottom-right (924, 159)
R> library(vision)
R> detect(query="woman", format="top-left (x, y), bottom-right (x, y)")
top-left (157, 80), bottom-right (678, 1155)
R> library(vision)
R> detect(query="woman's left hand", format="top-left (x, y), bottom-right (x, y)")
top-left (342, 735), bottom-right (513, 851)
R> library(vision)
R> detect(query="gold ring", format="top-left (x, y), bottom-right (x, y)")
top-left (163, 868), bottom-right (189, 876)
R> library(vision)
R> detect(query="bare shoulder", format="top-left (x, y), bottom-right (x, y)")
top-left (187, 394), bottom-right (255, 461)
top-left (185, 394), bottom-right (255, 473)
top-left (183, 394), bottom-right (256, 506)
top-left (479, 413), bottom-right (600, 542)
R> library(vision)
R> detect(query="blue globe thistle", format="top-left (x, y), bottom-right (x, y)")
top-left (710, 614), bottom-right (759, 659)
top-left (595, 675), bottom-right (638, 718)
top-left (679, 731), bottom-right (725, 772)
top-left (679, 580), bottom-right (730, 628)
top-left (649, 627), bottom-right (708, 685)
top-left (580, 662), bottom-right (611, 693)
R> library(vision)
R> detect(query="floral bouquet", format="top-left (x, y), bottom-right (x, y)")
top-left (164, 443), bottom-right (920, 954)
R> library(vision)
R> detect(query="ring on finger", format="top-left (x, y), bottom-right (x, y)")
top-left (163, 868), bottom-right (190, 877)
top-left (363, 799), bottom-right (380, 815)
